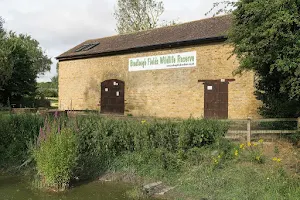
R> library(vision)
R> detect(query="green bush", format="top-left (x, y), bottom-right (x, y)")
top-left (32, 122), bottom-right (78, 190)
top-left (73, 116), bottom-right (228, 156)
top-left (0, 114), bottom-right (43, 167)
top-left (71, 116), bottom-right (229, 180)
top-left (0, 114), bottom-right (229, 190)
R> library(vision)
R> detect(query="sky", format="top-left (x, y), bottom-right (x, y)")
top-left (0, 0), bottom-right (226, 82)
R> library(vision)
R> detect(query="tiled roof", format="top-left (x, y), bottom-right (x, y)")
top-left (57, 15), bottom-right (232, 61)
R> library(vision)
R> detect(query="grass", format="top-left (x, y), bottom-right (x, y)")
top-left (171, 162), bottom-right (300, 199)
top-left (1, 113), bottom-right (300, 199)
top-left (112, 140), bottom-right (300, 200)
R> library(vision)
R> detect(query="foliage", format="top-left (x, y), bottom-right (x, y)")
top-left (71, 116), bottom-right (228, 181)
top-left (228, 0), bottom-right (300, 117)
top-left (234, 140), bottom-right (266, 164)
top-left (0, 17), bottom-right (4, 32)
top-left (117, 138), bottom-right (300, 200)
top-left (284, 132), bottom-right (300, 145)
top-left (0, 23), bottom-right (52, 106)
top-left (31, 119), bottom-right (79, 190)
top-left (51, 75), bottom-right (58, 89)
top-left (114, 0), bottom-right (176, 34)
top-left (0, 114), bottom-right (43, 168)
top-left (30, 116), bottom-right (229, 184)
top-left (37, 81), bottom-right (58, 98)
top-left (2, 114), bottom-right (300, 199)
top-left (206, 1), bottom-right (237, 16)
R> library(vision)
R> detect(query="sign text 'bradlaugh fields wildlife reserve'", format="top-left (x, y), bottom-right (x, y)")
top-left (128, 51), bottom-right (197, 71)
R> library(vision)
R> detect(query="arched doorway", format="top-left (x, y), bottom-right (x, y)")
top-left (100, 79), bottom-right (125, 114)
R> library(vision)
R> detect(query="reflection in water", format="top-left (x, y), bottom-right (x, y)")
top-left (0, 175), bottom-right (155, 200)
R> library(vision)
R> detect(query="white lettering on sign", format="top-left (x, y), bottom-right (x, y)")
top-left (128, 51), bottom-right (197, 71)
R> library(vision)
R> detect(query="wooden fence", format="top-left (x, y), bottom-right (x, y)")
top-left (225, 118), bottom-right (300, 142)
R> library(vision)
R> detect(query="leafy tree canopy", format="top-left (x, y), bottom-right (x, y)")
top-left (228, 0), bottom-right (300, 117)
top-left (0, 17), bottom-right (4, 32)
top-left (114, 0), bottom-right (177, 34)
top-left (0, 19), bottom-right (52, 106)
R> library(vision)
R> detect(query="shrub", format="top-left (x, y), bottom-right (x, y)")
top-left (178, 119), bottom-right (228, 151)
top-left (32, 120), bottom-right (79, 190)
top-left (1, 114), bottom-right (229, 190)
top-left (0, 114), bottom-right (43, 167)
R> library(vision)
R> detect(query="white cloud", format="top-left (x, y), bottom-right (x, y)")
top-left (0, 0), bottom-right (224, 82)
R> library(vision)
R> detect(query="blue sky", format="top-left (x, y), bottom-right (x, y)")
top-left (0, 0), bottom-right (227, 82)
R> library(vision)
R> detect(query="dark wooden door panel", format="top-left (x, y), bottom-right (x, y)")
top-left (204, 80), bottom-right (228, 119)
top-left (101, 79), bottom-right (124, 114)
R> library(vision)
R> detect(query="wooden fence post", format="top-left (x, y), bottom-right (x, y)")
top-left (247, 117), bottom-right (251, 143)
top-left (297, 117), bottom-right (300, 130)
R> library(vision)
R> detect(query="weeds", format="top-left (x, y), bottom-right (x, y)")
top-left (0, 114), bottom-right (43, 168)
top-left (31, 119), bottom-right (79, 190)
top-left (2, 114), bottom-right (300, 199)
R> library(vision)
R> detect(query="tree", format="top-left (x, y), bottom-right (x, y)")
top-left (0, 17), bottom-right (4, 32)
top-left (228, 0), bottom-right (300, 117)
top-left (0, 29), bottom-right (52, 106)
top-left (206, 1), bottom-right (236, 16)
top-left (114, 0), bottom-right (175, 34)
top-left (51, 75), bottom-right (58, 89)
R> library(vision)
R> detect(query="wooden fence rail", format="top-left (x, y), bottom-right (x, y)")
top-left (225, 118), bottom-right (300, 142)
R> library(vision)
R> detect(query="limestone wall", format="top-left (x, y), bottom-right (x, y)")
top-left (58, 42), bottom-right (260, 119)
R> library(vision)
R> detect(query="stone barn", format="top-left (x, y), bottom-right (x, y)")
top-left (56, 15), bottom-right (260, 119)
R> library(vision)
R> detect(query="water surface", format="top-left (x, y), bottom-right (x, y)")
top-left (0, 175), bottom-right (156, 200)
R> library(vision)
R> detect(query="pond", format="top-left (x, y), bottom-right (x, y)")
top-left (0, 175), bottom-right (156, 200)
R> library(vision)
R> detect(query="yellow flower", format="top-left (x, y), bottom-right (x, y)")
top-left (213, 157), bottom-right (219, 164)
top-left (239, 144), bottom-right (245, 149)
top-left (258, 139), bottom-right (264, 143)
top-left (253, 143), bottom-right (257, 147)
top-left (255, 156), bottom-right (260, 161)
top-left (247, 142), bottom-right (251, 147)
top-left (141, 120), bottom-right (146, 124)
top-left (272, 157), bottom-right (282, 162)
top-left (234, 150), bottom-right (239, 156)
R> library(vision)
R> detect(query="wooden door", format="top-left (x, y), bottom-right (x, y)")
top-left (101, 79), bottom-right (124, 114)
top-left (204, 80), bottom-right (228, 119)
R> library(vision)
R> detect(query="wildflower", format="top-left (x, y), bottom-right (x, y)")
top-left (213, 157), bottom-right (219, 164)
top-left (37, 127), bottom-right (45, 145)
top-left (258, 139), bottom-right (264, 143)
top-left (239, 143), bottom-right (245, 150)
top-left (234, 150), bottom-right (239, 156)
top-left (255, 156), bottom-right (260, 161)
top-left (272, 157), bottom-right (281, 162)
top-left (141, 120), bottom-right (147, 124)
top-left (247, 142), bottom-right (251, 147)
top-left (39, 127), bottom-right (45, 140)
top-left (54, 111), bottom-right (58, 118)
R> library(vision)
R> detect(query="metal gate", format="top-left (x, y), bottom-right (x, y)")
top-left (101, 79), bottom-right (124, 114)
top-left (203, 80), bottom-right (228, 119)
